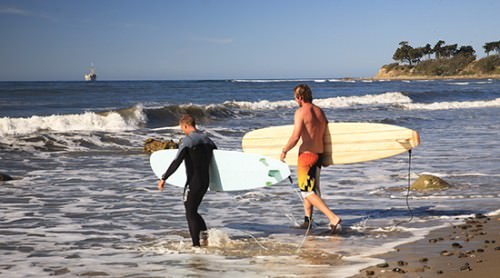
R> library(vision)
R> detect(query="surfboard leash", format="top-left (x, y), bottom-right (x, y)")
top-left (404, 149), bottom-right (414, 223)
top-left (396, 149), bottom-right (414, 226)
top-left (287, 176), bottom-right (315, 252)
top-left (241, 231), bottom-right (269, 251)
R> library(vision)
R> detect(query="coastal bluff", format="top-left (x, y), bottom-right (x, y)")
top-left (374, 54), bottom-right (500, 80)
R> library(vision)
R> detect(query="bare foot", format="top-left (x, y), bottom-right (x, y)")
top-left (329, 219), bottom-right (342, 234)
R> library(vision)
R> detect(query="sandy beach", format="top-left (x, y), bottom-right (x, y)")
top-left (350, 214), bottom-right (500, 277)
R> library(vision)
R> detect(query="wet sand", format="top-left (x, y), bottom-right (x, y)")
top-left (350, 214), bottom-right (500, 277)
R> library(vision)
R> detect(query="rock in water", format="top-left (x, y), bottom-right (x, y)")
top-left (411, 174), bottom-right (450, 191)
top-left (144, 138), bottom-right (179, 153)
top-left (0, 173), bottom-right (13, 181)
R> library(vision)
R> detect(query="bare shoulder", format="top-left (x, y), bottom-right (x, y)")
top-left (313, 104), bottom-right (326, 117)
top-left (294, 106), bottom-right (305, 118)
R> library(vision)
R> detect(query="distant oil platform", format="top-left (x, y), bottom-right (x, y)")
top-left (84, 63), bottom-right (97, 81)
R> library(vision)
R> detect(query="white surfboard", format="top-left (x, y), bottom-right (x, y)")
top-left (150, 149), bottom-right (291, 191)
top-left (242, 122), bottom-right (420, 166)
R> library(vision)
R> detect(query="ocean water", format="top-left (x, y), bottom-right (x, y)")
top-left (0, 78), bottom-right (499, 277)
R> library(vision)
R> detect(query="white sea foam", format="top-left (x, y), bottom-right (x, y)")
top-left (225, 92), bottom-right (412, 110)
top-left (207, 228), bottom-right (232, 247)
top-left (403, 97), bottom-right (500, 110)
top-left (150, 125), bottom-right (181, 131)
top-left (414, 194), bottom-right (498, 200)
top-left (231, 79), bottom-right (306, 83)
top-left (0, 105), bottom-right (146, 136)
top-left (487, 209), bottom-right (500, 216)
top-left (231, 78), bottom-right (361, 83)
top-left (224, 99), bottom-right (295, 110)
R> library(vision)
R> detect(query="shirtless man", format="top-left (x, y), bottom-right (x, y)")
top-left (280, 84), bottom-right (342, 232)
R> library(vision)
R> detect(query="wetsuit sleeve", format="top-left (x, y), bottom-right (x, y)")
top-left (161, 138), bottom-right (190, 180)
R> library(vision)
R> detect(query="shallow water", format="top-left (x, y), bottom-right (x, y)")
top-left (1, 79), bottom-right (499, 277)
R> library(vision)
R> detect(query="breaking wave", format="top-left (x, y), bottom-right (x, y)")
top-left (401, 97), bottom-right (500, 110)
top-left (226, 92), bottom-right (412, 110)
top-left (2, 92), bottom-right (498, 138)
top-left (144, 103), bottom-right (238, 128)
top-left (0, 104), bottom-right (147, 137)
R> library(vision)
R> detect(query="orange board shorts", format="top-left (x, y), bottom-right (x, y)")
top-left (297, 152), bottom-right (322, 195)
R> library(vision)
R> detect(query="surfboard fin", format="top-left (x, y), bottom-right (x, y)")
top-left (267, 170), bottom-right (282, 183)
top-left (259, 158), bottom-right (269, 167)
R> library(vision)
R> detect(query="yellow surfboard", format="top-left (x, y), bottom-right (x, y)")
top-left (242, 122), bottom-right (420, 166)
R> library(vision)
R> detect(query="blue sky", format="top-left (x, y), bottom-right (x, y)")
top-left (1, 0), bottom-right (499, 81)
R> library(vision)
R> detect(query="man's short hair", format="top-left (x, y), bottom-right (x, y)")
top-left (294, 84), bottom-right (313, 103)
top-left (180, 114), bottom-right (196, 127)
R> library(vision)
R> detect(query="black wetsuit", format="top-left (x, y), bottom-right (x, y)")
top-left (161, 131), bottom-right (217, 246)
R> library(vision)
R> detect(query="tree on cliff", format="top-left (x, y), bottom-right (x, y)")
top-left (483, 41), bottom-right (500, 56)
top-left (441, 44), bottom-right (458, 58)
top-left (423, 43), bottom-right (433, 60)
top-left (393, 41), bottom-right (477, 64)
top-left (433, 41), bottom-right (460, 59)
top-left (393, 41), bottom-right (425, 65)
top-left (393, 41), bottom-right (413, 65)
top-left (433, 40), bottom-right (446, 59)
top-left (456, 45), bottom-right (475, 57)
top-left (383, 40), bottom-right (498, 77)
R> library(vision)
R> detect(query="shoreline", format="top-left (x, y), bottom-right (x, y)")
top-left (336, 75), bottom-right (500, 82)
top-left (371, 72), bottom-right (500, 81)
top-left (372, 75), bottom-right (500, 81)
top-left (349, 213), bottom-right (500, 277)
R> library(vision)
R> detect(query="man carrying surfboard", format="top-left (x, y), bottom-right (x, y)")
top-left (280, 84), bottom-right (342, 233)
top-left (157, 114), bottom-right (217, 247)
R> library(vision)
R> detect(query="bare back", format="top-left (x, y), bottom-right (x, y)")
top-left (296, 103), bottom-right (327, 154)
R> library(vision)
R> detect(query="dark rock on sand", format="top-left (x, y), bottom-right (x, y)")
top-left (392, 267), bottom-right (406, 273)
top-left (144, 138), bottom-right (179, 153)
top-left (0, 173), bottom-right (13, 181)
top-left (460, 262), bottom-right (472, 271)
top-left (53, 268), bottom-right (71, 275)
top-left (475, 213), bottom-right (487, 219)
top-left (411, 174), bottom-right (450, 191)
top-left (78, 271), bottom-right (109, 276)
top-left (440, 250), bottom-right (454, 256)
top-left (376, 262), bottom-right (389, 268)
top-left (452, 242), bottom-right (463, 248)
top-left (429, 237), bottom-right (444, 243)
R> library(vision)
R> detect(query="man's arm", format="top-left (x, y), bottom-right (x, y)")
top-left (281, 109), bottom-right (303, 161)
top-left (158, 140), bottom-right (189, 191)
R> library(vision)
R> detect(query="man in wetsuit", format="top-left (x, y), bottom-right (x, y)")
top-left (158, 114), bottom-right (217, 246)
top-left (280, 84), bottom-right (342, 233)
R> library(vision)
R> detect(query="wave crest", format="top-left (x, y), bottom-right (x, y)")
top-left (225, 92), bottom-right (412, 110)
top-left (402, 98), bottom-right (500, 110)
top-left (144, 103), bottom-right (237, 128)
top-left (0, 104), bottom-right (147, 137)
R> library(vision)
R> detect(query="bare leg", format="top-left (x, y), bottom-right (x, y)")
top-left (303, 167), bottom-right (320, 219)
top-left (303, 198), bottom-right (313, 218)
top-left (304, 193), bottom-right (341, 225)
